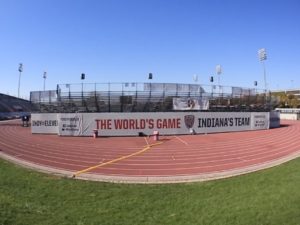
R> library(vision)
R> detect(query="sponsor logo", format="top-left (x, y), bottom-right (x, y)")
top-left (184, 115), bottom-right (195, 129)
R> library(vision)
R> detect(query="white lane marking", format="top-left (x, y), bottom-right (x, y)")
top-left (175, 136), bottom-right (189, 145)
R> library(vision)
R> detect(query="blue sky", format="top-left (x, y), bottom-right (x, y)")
top-left (1, 0), bottom-right (300, 99)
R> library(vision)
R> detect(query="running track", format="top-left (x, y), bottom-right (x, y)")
top-left (1, 120), bottom-right (300, 183)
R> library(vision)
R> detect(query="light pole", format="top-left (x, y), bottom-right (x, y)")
top-left (43, 71), bottom-right (47, 91)
top-left (210, 76), bottom-right (214, 98)
top-left (254, 80), bottom-right (258, 93)
top-left (148, 73), bottom-right (153, 99)
top-left (18, 63), bottom-right (23, 98)
top-left (258, 48), bottom-right (267, 94)
top-left (81, 73), bottom-right (85, 107)
top-left (254, 81), bottom-right (258, 103)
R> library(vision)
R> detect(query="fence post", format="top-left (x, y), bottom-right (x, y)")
top-left (108, 83), bottom-right (111, 112)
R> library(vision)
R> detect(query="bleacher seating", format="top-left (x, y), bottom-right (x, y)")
top-left (0, 93), bottom-right (37, 120)
top-left (29, 82), bottom-right (273, 113)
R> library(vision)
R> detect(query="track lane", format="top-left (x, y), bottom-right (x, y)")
top-left (1, 120), bottom-right (300, 183)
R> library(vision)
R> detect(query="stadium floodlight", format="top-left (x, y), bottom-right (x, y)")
top-left (18, 63), bottom-right (23, 98)
top-left (258, 48), bottom-right (267, 61)
top-left (43, 71), bottom-right (47, 91)
top-left (258, 48), bottom-right (268, 97)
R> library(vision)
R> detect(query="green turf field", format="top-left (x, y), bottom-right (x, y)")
top-left (1, 158), bottom-right (300, 225)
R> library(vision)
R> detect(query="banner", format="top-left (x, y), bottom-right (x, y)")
top-left (58, 113), bottom-right (83, 136)
top-left (32, 112), bottom-right (273, 136)
top-left (173, 97), bottom-right (209, 110)
top-left (31, 113), bottom-right (59, 134)
top-left (250, 112), bottom-right (270, 130)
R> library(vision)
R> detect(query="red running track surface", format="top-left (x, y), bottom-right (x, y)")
top-left (1, 120), bottom-right (300, 183)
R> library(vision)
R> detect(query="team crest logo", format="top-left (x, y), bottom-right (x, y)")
top-left (184, 115), bottom-right (195, 129)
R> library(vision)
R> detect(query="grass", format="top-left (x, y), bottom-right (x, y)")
top-left (1, 158), bottom-right (300, 225)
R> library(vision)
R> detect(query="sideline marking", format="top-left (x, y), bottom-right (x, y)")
top-left (175, 136), bottom-right (189, 146)
top-left (73, 141), bottom-right (163, 177)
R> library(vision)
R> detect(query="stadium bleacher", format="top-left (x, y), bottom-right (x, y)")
top-left (29, 82), bottom-right (274, 113)
top-left (0, 93), bottom-right (37, 120)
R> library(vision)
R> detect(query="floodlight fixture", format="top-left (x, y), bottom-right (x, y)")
top-left (258, 48), bottom-right (267, 61)
top-left (148, 73), bottom-right (153, 80)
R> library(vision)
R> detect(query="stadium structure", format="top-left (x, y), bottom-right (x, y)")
top-left (29, 82), bottom-right (274, 113)
top-left (0, 93), bottom-right (36, 120)
top-left (0, 82), bottom-right (280, 136)
top-left (27, 81), bottom-right (281, 137)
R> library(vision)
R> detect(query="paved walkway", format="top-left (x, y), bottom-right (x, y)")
top-left (1, 119), bottom-right (300, 183)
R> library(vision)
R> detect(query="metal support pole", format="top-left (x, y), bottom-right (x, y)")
top-left (258, 48), bottom-right (268, 106)
top-left (262, 60), bottom-right (267, 105)
top-left (18, 63), bottom-right (23, 98)
top-left (108, 83), bottom-right (111, 112)
top-left (262, 60), bottom-right (267, 94)
top-left (68, 85), bottom-right (71, 100)
top-left (81, 82), bottom-right (84, 107)
top-left (18, 71), bottom-right (21, 98)
top-left (43, 72), bottom-right (47, 91)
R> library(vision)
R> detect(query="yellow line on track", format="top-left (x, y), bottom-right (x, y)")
top-left (73, 141), bottom-right (163, 177)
